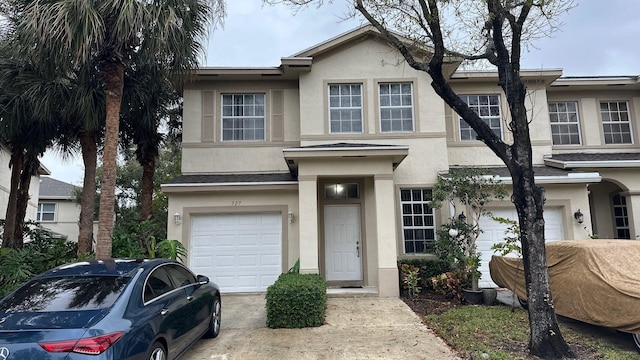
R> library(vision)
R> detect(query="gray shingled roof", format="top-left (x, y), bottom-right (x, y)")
top-left (165, 172), bottom-right (297, 185)
top-left (39, 177), bottom-right (80, 199)
top-left (549, 153), bottom-right (640, 162)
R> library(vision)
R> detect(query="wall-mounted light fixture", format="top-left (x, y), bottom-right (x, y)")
top-left (573, 209), bottom-right (584, 224)
top-left (174, 212), bottom-right (182, 225)
top-left (288, 210), bottom-right (294, 224)
top-left (458, 212), bottom-right (467, 223)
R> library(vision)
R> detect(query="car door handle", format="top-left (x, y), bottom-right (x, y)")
top-left (186, 296), bottom-right (194, 301)
top-left (160, 308), bottom-right (169, 316)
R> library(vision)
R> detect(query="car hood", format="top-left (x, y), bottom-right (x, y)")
top-left (0, 309), bottom-right (109, 330)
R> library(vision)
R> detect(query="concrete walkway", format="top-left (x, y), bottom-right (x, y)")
top-left (182, 294), bottom-right (461, 360)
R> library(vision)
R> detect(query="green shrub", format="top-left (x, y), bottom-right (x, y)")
top-left (266, 273), bottom-right (327, 328)
top-left (400, 264), bottom-right (421, 298)
top-left (428, 270), bottom-right (471, 301)
top-left (398, 258), bottom-right (451, 278)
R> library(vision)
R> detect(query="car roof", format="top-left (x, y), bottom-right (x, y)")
top-left (38, 258), bottom-right (173, 278)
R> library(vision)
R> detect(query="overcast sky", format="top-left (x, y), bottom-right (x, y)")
top-left (42, 0), bottom-right (640, 185)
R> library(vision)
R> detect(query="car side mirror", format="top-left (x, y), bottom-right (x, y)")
top-left (197, 275), bottom-right (210, 285)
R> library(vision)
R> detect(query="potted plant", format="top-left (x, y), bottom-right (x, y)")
top-left (432, 168), bottom-right (507, 304)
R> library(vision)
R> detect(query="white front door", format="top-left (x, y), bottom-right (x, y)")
top-left (324, 205), bottom-right (362, 281)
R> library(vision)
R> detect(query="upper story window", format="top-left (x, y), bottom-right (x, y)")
top-left (459, 95), bottom-right (502, 141)
top-left (400, 189), bottom-right (435, 254)
top-left (221, 94), bottom-right (265, 141)
top-left (379, 82), bottom-right (414, 132)
top-left (37, 203), bottom-right (56, 222)
top-left (600, 101), bottom-right (633, 144)
top-left (548, 101), bottom-right (581, 145)
top-left (329, 84), bottom-right (363, 133)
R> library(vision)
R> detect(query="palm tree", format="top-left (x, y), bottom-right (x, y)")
top-left (16, 0), bottom-right (225, 258)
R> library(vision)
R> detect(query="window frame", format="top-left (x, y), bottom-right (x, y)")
top-left (399, 188), bottom-right (436, 254)
top-left (220, 93), bottom-right (266, 142)
top-left (458, 94), bottom-right (503, 141)
top-left (37, 202), bottom-right (56, 222)
top-left (328, 83), bottom-right (364, 134)
top-left (600, 100), bottom-right (633, 145)
top-left (378, 82), bottom-right (414, 133)
top-left (548, 101), bottom-right (582, 145)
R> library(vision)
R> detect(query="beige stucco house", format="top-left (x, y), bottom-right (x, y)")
top-left (37, 177), bottom-right (82, 241)
top-left (163, 26), bottom-right (640, 296)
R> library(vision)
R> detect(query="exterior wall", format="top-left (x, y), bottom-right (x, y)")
top-left (181, 81), bottom-right (301, 175)
top-left (39, 200), bottom-right (82, 241)
top-left (547, 89), bottom-right (640, 151)
top-left (166, 188), bottom-right (299, 272)
top-left (0, 149), bottom-right (40, 222)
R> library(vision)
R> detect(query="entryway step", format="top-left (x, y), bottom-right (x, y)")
top-left (327, 286), bottom-right (378, 298)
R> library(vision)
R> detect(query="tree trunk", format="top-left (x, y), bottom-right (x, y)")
top-left (95, 62), bottom-right (125, 259)
top-left (78, 130), bottom-right (98, 255)
top-left (139, 152), bottom-right (156, 222)
top-left (12, 151), bottom-right (39, 247)
top-left (2, 149), bottom-right (23, 248)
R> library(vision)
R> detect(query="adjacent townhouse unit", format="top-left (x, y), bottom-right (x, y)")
top-left (37, 176), bottom-right (86, 241)
top-left (163, 25), bottom-right (640, 296)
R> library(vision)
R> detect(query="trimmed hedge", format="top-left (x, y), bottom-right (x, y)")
top-left (265, 273), bottom-right (327, 328)
top-left (398, 258), bottom-right (451, 278)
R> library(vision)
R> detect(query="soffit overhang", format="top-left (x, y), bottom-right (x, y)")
top-left (451, 69), bottom-right (563, 86)
top-left (283, 143), bottom-right (409, 175)
top-left (545, 153), bottom-right (640, 169)
top-left (549, 75), bottom-right (640, 91)
top-left (441, 166), bottom-right (601, 185)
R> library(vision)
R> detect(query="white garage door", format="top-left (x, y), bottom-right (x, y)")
top-left (477, 207), bottom-right (564, 288)
top-left (189, 213), bottom-right (282, 293)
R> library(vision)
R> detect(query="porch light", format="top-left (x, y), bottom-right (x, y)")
top-left (448, 228), bottom-right (459, 238)
top-left (458, 212), bottom-right (467, 223)
top-left (288, 210), bottom-right (295, 224)
top-left (173, 212), bottom-right (182, 225)
top-left (573, 209), bottom-right (584, 224)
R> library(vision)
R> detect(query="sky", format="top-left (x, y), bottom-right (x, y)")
top-left (40, 0), bottom-right (640, 185)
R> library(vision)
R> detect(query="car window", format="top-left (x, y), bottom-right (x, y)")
top-left (0, 276), bottom-right (129, 313)
top-left (165, 264), bottom-right (196, 288)
top-left (144, 268), bottom-right (175, 303)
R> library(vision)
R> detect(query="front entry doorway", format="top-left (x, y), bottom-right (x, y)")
top-left (324, 204), bottom-right (362, 282)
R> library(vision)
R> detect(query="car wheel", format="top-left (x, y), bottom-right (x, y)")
top-left (517, 297), bottom-right (528, 309)
top-left (204, 295), bottom-right (221, 338)
top-left (147, 342), bottom-right (166, 360)
top-left (632, 333), bottom-right (640, 354)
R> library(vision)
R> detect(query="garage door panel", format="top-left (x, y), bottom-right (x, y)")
top-left (190, 213), bottom-right (282, 293)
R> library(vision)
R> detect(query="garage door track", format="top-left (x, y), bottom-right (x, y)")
top-left (182, 294), bottom-right (460, 360)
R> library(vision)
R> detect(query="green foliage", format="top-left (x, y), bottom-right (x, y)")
top-left (400, 263), bottom-right (421, 298)
top-left (0, 221), bottom-right (82, 297)
top-left (288, 258), bottom-right (300, 274)
top-left (154, 239), bottom-right (187, 261)
top-left (428, 270), bottom-right (471, 301)
top-left (398, 258), bottom-right (451, 278)
top-left (266, 273), bottom-right (327, 329)
top-left (490, 216), bottom-right (522, 257)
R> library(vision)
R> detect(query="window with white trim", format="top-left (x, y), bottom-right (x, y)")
top-left (459, 95), bottom-right (502, 141)
top-left (221, 94), bottom-right (265, 141)
top-left (400, 189), bottom-right (435, 253)
top-left (37, 203), bottom-right (56, 222)
top-left (600, 101), bottom-right (633, 144)
top-left (548, 101), bottom-right (581, 145)
top-left (612, 194), bottom-right (631, 239)
top-left (379, 82), bottom-right (414, 132)
top-left (329, 84), bottom-right (363, 133)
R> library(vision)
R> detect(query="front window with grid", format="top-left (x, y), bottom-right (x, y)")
top-left (221, 94), bottom-right (265, 141)
top-left (329, 84), bottom-right (363, 133)
top-left (379, 83), bottom-right (414, 132)
top-left (612, 194), bottom-right (631, 239)
top-left (400, 189), bottom-right (435, 253)
top-left (548, 102), bottom-right (581, 145)
top-left (459, 95), bottom-right (502, 141)
top-left (600, 101), bottom-right (633, 144)
top-left (37, 203), bottom-right (56, 222)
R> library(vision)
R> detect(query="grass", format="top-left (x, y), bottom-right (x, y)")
top-left (424, 305), bottom-right (640, 359)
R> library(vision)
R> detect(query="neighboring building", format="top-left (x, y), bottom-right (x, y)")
top-left (163, 26), bottom-right (640, 295)
top-left (0, 144), bottom-right (49, 223)
top-left (37, 177), bottom-right (82, 241)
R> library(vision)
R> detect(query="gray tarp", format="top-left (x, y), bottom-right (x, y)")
top-left (489, 240), bottom-right (640, 333)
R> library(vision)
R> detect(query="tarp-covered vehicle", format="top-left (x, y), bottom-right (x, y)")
top-left (489, 240), bottom-right (640, 353)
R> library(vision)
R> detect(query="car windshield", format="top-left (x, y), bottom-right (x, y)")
top-left (0, 276), bottom-right (131, 313)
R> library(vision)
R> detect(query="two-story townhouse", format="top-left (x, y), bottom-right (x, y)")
top-left (37, 176), bottom-right (90, 242)
top-left (163, 25), bottom-right (639, 296)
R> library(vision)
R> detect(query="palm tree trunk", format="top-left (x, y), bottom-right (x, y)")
top-left (2, 149), bottom-right (22, 249)
top-left (78, 130), bottom-right (98, 255)
top-left (139, 152), bottom-right (157, 222)
top-left (95, 62), bottom-right (125, 259)
top-left (13, 151), bottom-right (39, 247)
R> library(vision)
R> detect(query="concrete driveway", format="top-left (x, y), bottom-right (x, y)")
top-left (182, 294), bottom-right (460, 360)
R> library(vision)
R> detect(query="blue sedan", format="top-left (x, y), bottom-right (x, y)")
top-left (0, 258), bottom-right (221, 359)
